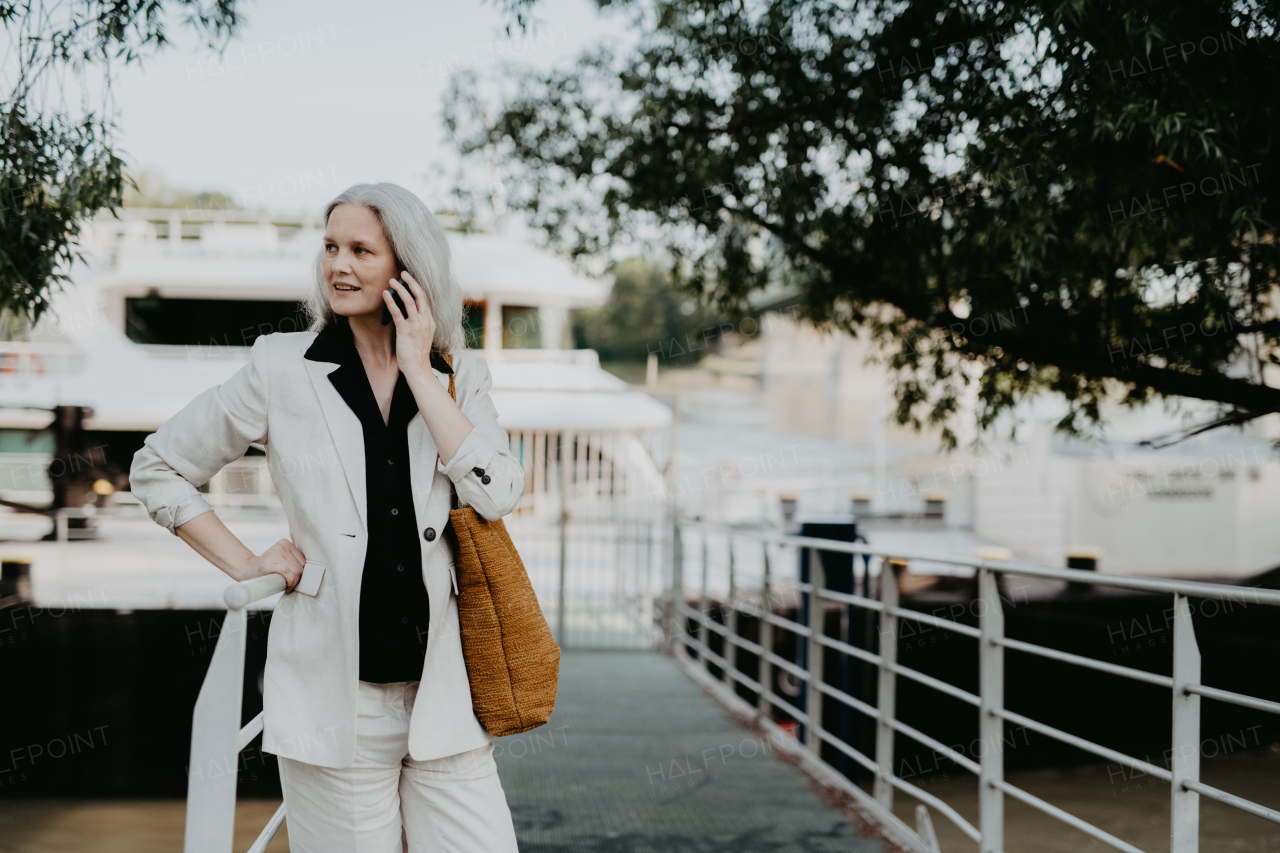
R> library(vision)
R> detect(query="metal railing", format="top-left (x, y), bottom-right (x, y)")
top-left (663, 521), bottom-right (1280, 853)
top-left (184, 573), bottom-right (288, 853)
top-left (505, 427), bottom-right (668, 650)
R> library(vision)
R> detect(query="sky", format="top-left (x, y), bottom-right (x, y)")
top-left (106, 0), bottom-right (629, 215)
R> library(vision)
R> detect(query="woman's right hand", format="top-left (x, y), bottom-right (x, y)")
top-left (238, 538), bottom-right (306, 591)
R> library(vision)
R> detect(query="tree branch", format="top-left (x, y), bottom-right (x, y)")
top-left (994, 331), bottom-right (1280, 414)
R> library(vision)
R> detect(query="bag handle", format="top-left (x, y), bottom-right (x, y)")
top-left (441, 351), bottom-right (460, 512)
top-left (441, 351), bottom-right (456, 403)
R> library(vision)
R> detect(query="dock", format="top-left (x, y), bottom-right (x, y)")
top-left (497, 650), bottom-right (887, 852)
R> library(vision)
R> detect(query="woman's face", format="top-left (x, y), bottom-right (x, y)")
top-left (322, 203), bottom-right (398, 319)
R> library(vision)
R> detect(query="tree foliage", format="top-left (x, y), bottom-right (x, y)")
top-left (1, 1), bottom-right (240, 324)
top-left (447, 0), bottom-right (1280, 446)
top-left (124, 169), bottom-right (241, 210)
top-left (572, 256), bottom-right (713, 365)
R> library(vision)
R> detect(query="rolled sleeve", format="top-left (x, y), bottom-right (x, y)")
top-left (168, 491), bottom-right (216, 533)
top-left (148, 483), bottom-right (216, 536)
top-left (130, 334), bottom-right (271, 535)
top-left (439, 355), bottom-right (525, 521)
top-left (437, 425), bottom-right (493, 482)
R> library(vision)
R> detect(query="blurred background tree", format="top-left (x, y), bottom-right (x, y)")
top-left (123, 170), bottom-right (241, 210)
top-left (0, 1), bottom-right (241, 325)
top-left (454, 0), bottom-right (1280, 447)
top-left (571, 256), bottom-right (713, 377)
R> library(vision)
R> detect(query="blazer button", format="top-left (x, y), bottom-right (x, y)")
top-left (423, 527), bottom-right (436, 541)
top-left (481, 475), bottom-right (491, 484)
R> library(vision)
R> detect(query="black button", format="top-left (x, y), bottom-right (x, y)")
top-left (396, 564), bottom-right (405, 573)
top-left (401, 616), bottom-right (409, 624)
top-left (472, 467), bottom-right (485, 476)
top-left (391, 508), bottom-right (399, 516)
top-left (423, 527), bottom-right (436, 541)
top-left (481, 475), bottom-right (491, 484)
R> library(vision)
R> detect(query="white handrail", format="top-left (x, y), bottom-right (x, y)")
top-left (246, 804), bottom-right (288, 853)
top-left (224, 573), bottom-right (288, 610)
top-left (235, 712), bottom-right (265, 753)
top-left (681, 523), bottom-right (1280, 605)
top-left (183, 576), bottom-right (289, 853)
top-left (665, 520), bottom-right (1280, 853)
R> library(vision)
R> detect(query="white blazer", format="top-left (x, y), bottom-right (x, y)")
top-left (128, 331), bottom-right (525, 769)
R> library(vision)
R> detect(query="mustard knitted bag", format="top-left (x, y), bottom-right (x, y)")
top-left (442, 353), bottom-right (560, 736)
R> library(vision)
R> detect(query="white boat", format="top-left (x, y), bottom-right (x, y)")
top-left (0, 207), bottom-right (671, 632)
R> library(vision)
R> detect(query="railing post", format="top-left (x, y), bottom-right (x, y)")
top-left (805, 546), bottom-right (825, 753)
top-left (664, 518), bottom-right (684, 653)
top-left (642, 510), bottom-right (655, 638)
top-left (874, 557), bottom-right (903, 808)
top-left (557, 431), bottom-right (570, 649)
top-left (184, 607), bottom-right (248, 853)
top-left (725, 538), bottom-right (738, 686)
top-left (699, 534), bottom-right (710, 669)
top-left (978, 565), bottom-right (1005, 853)
top-left (757, 541), bottom-right (774, 718)
top-left (1171, 593), bottom-right (1201, 853)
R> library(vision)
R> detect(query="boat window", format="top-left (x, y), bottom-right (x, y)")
top-left (502, 305), bottom-right (542, 349)
top-left (125, 297), bottom-right (309, 347)
top-left (464, 301), bottom-right (485, 349)
top-left (0, 428), bottom-right (54, 454)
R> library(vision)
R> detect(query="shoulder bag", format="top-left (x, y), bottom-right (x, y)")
top-left (441, 353), bottom-right (560, 736)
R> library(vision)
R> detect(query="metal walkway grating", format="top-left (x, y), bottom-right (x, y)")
top-left (495, 650), bottom-right (887, 852)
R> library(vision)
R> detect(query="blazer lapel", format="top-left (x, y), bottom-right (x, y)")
top-left (303, 353), bottom-right (369, 535)
top-left (300, 324), bottom-right (457, 537)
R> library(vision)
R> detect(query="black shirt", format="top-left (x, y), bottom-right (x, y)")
top-left (302, 314), bottom-right (455, 683)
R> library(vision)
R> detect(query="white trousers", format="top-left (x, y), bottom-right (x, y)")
top-left (278, 680), bottom-right (519, 852)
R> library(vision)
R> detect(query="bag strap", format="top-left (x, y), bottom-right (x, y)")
top-left (442, 352), bottom-right (456, 403)
top-left (441, 351), bottom-right (460, 512)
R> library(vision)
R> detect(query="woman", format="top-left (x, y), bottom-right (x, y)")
top-left (129, 183), bottom-right (524, 852)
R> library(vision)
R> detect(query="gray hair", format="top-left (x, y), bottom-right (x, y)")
top-left (303, 182), bottom-right (466, 354)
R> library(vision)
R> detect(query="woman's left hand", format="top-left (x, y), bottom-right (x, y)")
top-left (385, 272), bottom-right (439, 379)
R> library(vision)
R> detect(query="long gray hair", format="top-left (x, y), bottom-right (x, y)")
top-left (303, 182), bottom-right (466, 354)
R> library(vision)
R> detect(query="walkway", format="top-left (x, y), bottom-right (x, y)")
top-left (495, 650), bottom-right (887, 853)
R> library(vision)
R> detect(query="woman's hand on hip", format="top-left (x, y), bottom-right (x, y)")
top-left (238, 538), bottom-right (306, 591)
top-left (385, 271), bottom-right (438, 381)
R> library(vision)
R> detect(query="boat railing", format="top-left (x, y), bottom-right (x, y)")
top-left (184, 573), bottom-right (288, 853)
top-left (664, 521), bottom-right (1280, 853)
top-left (481, 348), bottom-right (602, 367)
top-left (0, 341), bottom-right (86, 374)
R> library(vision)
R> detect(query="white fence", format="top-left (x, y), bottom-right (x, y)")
top-left (503, 427), bottom-right (668, 649)
top-left (185, 573), bottom-right (289, 853)
top-left (666, 523), bottom-right (1280, 853)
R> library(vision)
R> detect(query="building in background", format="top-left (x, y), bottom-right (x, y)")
top-left (671, 302), bottom-right (1280, 580)
top-left (0, 207), bottom-right (670, 515)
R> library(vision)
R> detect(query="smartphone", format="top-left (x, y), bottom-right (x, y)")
top-left (381, 280), bottom-right (410, 326)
